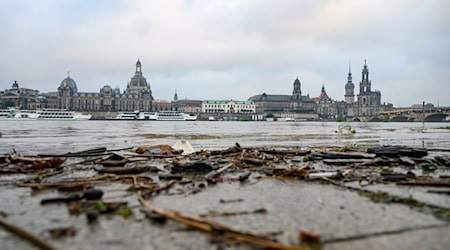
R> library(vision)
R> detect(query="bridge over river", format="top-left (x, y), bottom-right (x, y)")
top-left (360, 106), bottom-right (450, 122)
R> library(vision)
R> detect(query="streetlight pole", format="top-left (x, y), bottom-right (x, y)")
top-left (422, 101), bottom-right (425, 130)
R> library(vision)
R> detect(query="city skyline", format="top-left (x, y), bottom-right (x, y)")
top-left (1, 0), bottom-right (449, 107)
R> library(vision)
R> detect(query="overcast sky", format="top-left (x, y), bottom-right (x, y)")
top-left (1, 0), bottom-right (449, 107)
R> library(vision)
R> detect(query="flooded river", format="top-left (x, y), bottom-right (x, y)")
top-left (1, 121), bottom-right (450, 250)
top-left (0, 121), bottom-right (449, 154)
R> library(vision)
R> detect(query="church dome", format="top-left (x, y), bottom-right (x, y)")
top-left (129, 74), bottom-right (148, 87)
top-left (60, 76), bottom-right (78, 91)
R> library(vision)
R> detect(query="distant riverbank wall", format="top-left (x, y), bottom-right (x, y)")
top-left (85, 112), bottom-right (319, 121)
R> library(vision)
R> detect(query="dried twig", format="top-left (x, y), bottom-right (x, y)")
top-left (0, 217), bottom-right (57, 250)
top-left (138, 191), bottom-right (307, 250)
top-left (397, 179), bottom-right (450, 187)
top-left (200, 208), bottom-right (267, 217)
top-left (16, 175), bottom-right (116, 189)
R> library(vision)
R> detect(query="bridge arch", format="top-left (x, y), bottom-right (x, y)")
top-left (424, 113), bottom-right (448, 122)
top-left (368, 117), bottom-right (382, 122)
top-left (391, 115), bottom-right (409, 122)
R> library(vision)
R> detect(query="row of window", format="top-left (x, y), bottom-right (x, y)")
top-left (203, 104), bottom-right (254, 109)
top-left (204, 109), bottom-right (255, 113)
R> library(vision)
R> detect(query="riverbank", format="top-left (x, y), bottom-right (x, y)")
top-left (1, 143), bottom-right (449, 249)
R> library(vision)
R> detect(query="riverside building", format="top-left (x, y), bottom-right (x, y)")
top-left (0, 81), bottom-right (40, 109)
top-left (248, 60), bottom-right (392, 120)
top-left (57, 59), bottom-right (153, 112)
top-left (202, 100), bottom-right (256, 113)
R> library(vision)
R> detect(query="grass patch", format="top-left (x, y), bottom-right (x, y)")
top-left (359, 190), bottom-right (450, 221)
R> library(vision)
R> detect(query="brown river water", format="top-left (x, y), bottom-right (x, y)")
top-left (1, 120), bottom-right (450, 250)
top-left (0, 120), bottom-right (449, 154)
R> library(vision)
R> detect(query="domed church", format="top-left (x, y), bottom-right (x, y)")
top-left (57, 60), bottom-right (154, 111)
top-left (125, 59), bottom-right (152, 95)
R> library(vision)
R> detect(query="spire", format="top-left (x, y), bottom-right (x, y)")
top-left (292, 77), bottom-right (302, 100)
top-left (174, 89), bottom-right (178, 101)
top-left (67, 71), bottom-right (71, 78)
top-left (362, 59), bottom-right (369, 81)
top-left (348, 61), bottom-right (351, 75)
top-left (136, 59), bottom-right (142, 74)
top-left (321, 84), bottom-right (325, 93)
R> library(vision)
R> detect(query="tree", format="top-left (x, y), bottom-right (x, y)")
top-left (336, 114), bottom-right (344, 122)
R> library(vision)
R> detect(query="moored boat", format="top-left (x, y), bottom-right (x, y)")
top-left (35, 109), bottom-right (91, 120)
top-left (115, 111), bottom-right (140, 120)
top-left (0, 108), bottom-right (37, 119)
top-left (138, 112), bottom-right (157, 120)
top-left (0, 108), bottom-right (91, 120)
top-left (154, 111), bottom-right (197, 121)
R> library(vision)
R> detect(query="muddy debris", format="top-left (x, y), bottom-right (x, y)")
top-left (1, 143), bottom-right (450, 249)
top-left (41, 188), bottom-right (104, 204)
top-left (171, 160), bottom-right (215, 173)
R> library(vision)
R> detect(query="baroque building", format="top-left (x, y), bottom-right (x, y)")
top-left (248, 77), bottom-right (316, 114)
top-left (0, 81), bottom-right (40, 109)
top-left (313, 85), bottom-right (337, 119)
top-left (57, 60), bottom-right (154, 112)
top-left (344, 60), bottom-right (391, 118)
top-left (247, 60), bottom-right (391, 120)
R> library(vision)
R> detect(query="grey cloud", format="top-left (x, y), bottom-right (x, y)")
top-left (0, 0), bottom-right (449, 107)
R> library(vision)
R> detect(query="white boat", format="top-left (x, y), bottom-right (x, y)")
top-left (0, 108), bottom-right (91, 120)
top-left (184, 113), bottom-right (198, 121)
top-left (138, 112), bottom-right (157, 120)
top-left (284, 117), bottom-right (295, 122)
top-left (35, 109), bottom-right (91, 120)
top-left (154, 111), bottom-right (197, 121)
top-left (0, 108), bottom-right (37, 119)
top-left (115, 111), bottom-right (139, 120)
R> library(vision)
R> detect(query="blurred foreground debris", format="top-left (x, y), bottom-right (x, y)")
top-left (1, 143), bottom-right (450, 249)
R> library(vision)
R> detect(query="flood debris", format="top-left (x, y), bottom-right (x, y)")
top-left (47, 225), bottom-right (77, 239)
top-left (171, 160), bottom-right (214, 173)
top-left (138, 192), bottom-right (307, 250)
top-left (204, 163), bottom-right (234, 180)
top-left (306, 172), bottom-right (341, 180)
top-left (94, 165), bottom-right (160, 175)
top-left (367, 145), bottom-right (428, 158)
top-left (219, 198), bottom-right (244, 204)
top-left (172, 139), bottom-right (195, 155)
top-left (0, 216), bottom-right (57, 250)
top-left (41, 188), bottom-right (104, 204)
top-left (200, 208), bottom-right (268, 217)
top-left (299, 230), bottom-right (321, 243)
top-left (2, 143), bottom-right (450, 249)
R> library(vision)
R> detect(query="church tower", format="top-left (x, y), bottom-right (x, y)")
top-left (126, 59), bottom-right (152, 96)
top-left (359, 60), bottom-right (371, 94)
top-left (345, 63), bottom-right (355, 104)
top-left (173, 90), bottom-right (178, 101)
top-left (136, 59), bottom-right (142, 74)
top-left (292, 77), bottom-right (302, 100)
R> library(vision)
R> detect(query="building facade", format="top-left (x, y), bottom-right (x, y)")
top-left (344, 61), bottom-right (391, 118)
top-left (202, 100), bottom-right (256, 113)
top-left (172, 99), bottom-right (203, 113)
top-left (0, 81), bottom-right (39, 109)
top-left (248, 77), bottom-right (316, 114)
top-left (57, 60), bottom-right (154, 112)
top-left (313, 85), bottom-right (338, 119)
top-left (248, 61), bottom-right (391, 120)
